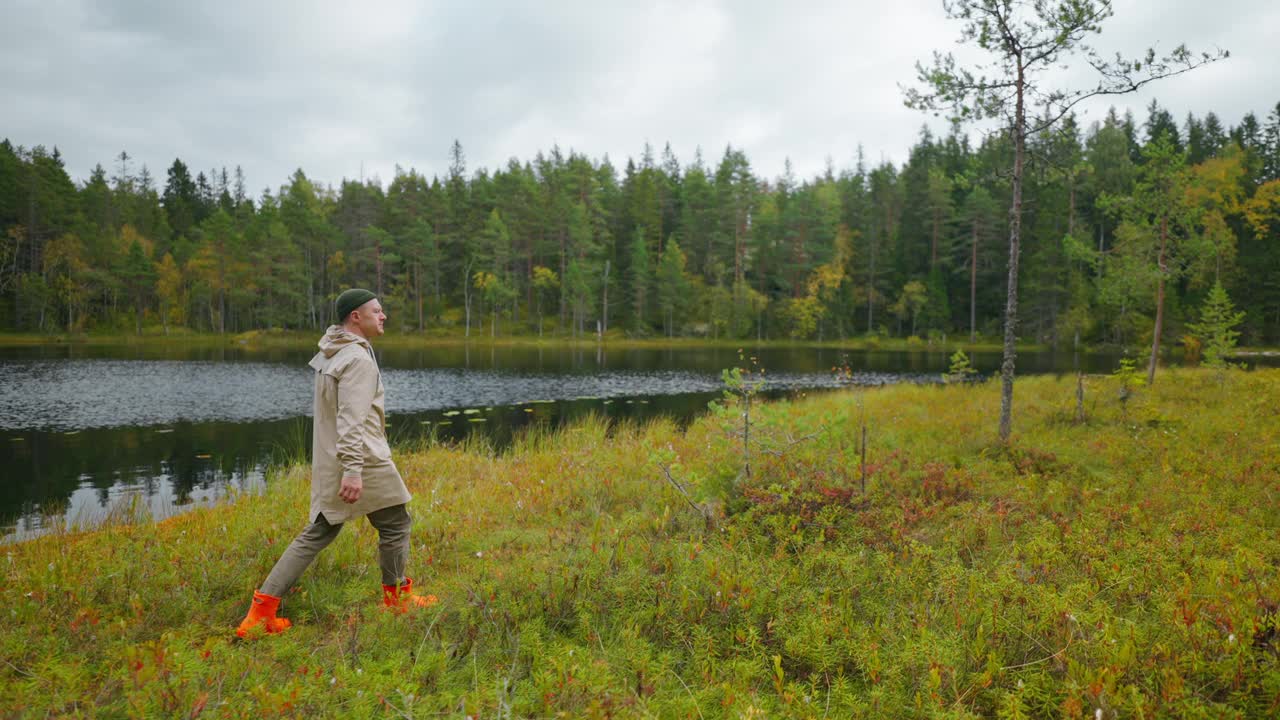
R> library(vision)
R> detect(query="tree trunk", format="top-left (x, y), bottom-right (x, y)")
top-left (558, 229), bottom-right (567, 329)
top-left (1075, 373), bottom-right (1085, 423)
top-left (432, 231), bottom-right (442, 322)
top-left (731, 223), bottom-right (743, 333)
top-left (930, 211), bottom-right (939, 269)
top-left (526, 250), bottom-right (534, 324)
top-left (463, 259), bottom-right (473, 338)
top-left (415, 261), bottom-right (423, 331)
top-left (9, 224), bottom-right (25, 291)
top-left (867, 207), bottom-right (888, 333)
top-left (322, 233), bottom-right (331, 326)
top-left (735, 212), bottom-right (744, 287)
top-left (998, 61), bottom-right (1026, 443)
top-left (970, 217), bottom-right (978, 343)
top-left (1097, 224), bottom-right (1105, 281)
top-left (705, 230), bottom-right (713, 284)
top-left (1068, 177), bottom-right (1076, 238)
top-left (866, 247), bottom-right (876, 333)
top-left (305, 246), bottom-right (316, 328)
top-left (601, 259), bottom-right (610, 335)
top-left (1147, 215), bottom-right (1168, 385)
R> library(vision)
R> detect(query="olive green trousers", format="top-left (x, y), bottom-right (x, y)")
top-left (260, 503), bottom-right (412, 598)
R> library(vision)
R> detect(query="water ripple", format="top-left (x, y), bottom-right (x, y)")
top-left (0, 359), bottom-right (909, 431)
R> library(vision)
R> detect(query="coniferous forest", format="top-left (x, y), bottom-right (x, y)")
top-left (3, 100), bottom-right (1280, 346)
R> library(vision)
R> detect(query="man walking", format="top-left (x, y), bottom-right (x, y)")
top-left (237, 288), bottom-right (435, 638)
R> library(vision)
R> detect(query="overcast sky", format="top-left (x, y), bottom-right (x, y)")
top-left (2, 1), bottom-right (1273, 193)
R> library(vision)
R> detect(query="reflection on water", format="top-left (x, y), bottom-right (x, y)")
top-left (1, 418), bottom-right (285, 541)
top-left (0, 359), bottom-right (906, 431)
top-left (0, 388), bottom-right (804, 542)
top-left (4, 341), bottom-right (1249, 542)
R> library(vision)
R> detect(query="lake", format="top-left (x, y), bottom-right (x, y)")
top-left (0, 341), bottom-right (1246, 541)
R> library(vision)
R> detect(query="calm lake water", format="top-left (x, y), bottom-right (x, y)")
top-left (2, 341), bottom-right (1258, 542)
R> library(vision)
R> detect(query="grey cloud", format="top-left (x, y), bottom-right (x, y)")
top-left (2, 0), bottom-right (1275, 193)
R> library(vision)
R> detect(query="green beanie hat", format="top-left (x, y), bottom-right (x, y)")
top-left (335, 288), bottom-right (377, 323)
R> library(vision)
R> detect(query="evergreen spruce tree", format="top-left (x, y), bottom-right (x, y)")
top-left (119, 237), bottom-right (155, 335)
top-left (656, 236), bottom-right (690, 337)
top-left (1188, 282), bottom-right (1245, 370)
top-left (628, 225), bottom-right (651, 334)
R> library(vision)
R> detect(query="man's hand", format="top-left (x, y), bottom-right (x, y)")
top-left (339, 474), bottom-right (363, 504)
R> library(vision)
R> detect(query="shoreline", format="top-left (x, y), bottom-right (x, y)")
top-left (0, 329), bottom-right (1089, 355)
top-left (5, 330), bottom-right (1278, 361)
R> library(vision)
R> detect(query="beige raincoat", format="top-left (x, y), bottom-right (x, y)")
top-left (306, 326), bottom-right (411, 524)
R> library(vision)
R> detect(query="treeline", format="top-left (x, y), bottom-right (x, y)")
top-left (3, 98), bottom-right (1280, 345)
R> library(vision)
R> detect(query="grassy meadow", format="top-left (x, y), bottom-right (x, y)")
top-left (2, 369), bottom-right (1278, 717)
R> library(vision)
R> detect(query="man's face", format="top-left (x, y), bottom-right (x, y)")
top-left (351, 299), bottom-right (386, 337)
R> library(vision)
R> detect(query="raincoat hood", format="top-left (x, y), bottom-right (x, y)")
top-left (317, 325), bottom-right (371, 358)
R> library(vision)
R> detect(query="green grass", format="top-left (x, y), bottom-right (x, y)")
top-left (3, 370), bottom-right (1278, 717)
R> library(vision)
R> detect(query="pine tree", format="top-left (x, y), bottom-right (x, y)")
top-left (402, 219), bottom-right (439, 331)
top-left (864, 164), bottom-right (900, 334)
top-left (531, 265), bottom-right (558, 337)
top-left (958, 185), bottom-right (998, 342)
top-left (655, 236), bottom-right (689, 336)
top-left (163, 159), bottom-right (198, 242)
top-left (563, 259), bottom-right (592, 338)
top-left (944, 348), bottom-right (978, 383)
top-left (119, 236), bottom-right (155, 335)
top-left (1203, 112), bottom-right (1228, 158)
top-left (1101, 136), bottom-right (1200, 384)
top-left (1145, 99), bottom-right (1182, 151)
top-left (1188, 282), bottom-right (1245, 369)
top-left (905, 0), bottom-right (1223, 441)
top-left (1262, 101), bottom-right (1280, 182)
top-left (680, 150), bottom-right (717, 281)
top-left (628, 225), bottom-right (651, 334)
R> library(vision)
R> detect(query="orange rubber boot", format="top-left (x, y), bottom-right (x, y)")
top-left (236, 591), bottom-right (292, 638)
top-left (381, 577), bottom-right (438, 613)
